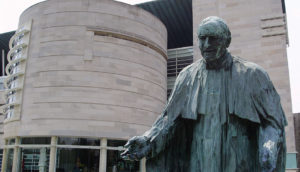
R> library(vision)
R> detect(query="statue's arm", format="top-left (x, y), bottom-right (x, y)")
top-left (251, 68), bottom-right (287, 171)
top-left (258, 119), bottom-right (285, 172)
top-left (142, 111), bottom-right (180, 158)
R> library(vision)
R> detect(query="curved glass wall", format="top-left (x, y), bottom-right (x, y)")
top-left (20, 148), bottom-right (50, 172)
top-left (2, 137), bottom-right (142, 172)
top-left (56, 148), bottom-right (99, 172)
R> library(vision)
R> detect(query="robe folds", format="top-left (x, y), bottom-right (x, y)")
top-left (143, 53), bottom-right (287, 172)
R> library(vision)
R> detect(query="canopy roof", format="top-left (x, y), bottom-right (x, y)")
top-left (137, 0), bottom-right (193, 49)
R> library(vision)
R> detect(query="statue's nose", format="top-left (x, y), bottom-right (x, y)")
top-left (203, 37), bottom-right (210, 49)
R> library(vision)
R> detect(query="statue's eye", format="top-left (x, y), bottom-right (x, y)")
top-left (199, 36), bottom-right (206, 40)
top-left (209, 36), bottom-right (217, 41)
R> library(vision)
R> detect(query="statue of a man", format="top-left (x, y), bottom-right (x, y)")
top-left (121, 16), bottom-right (287, 172)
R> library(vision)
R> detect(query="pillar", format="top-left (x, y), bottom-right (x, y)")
top-left (100, 138), bottom-right (107, 172)
top-left (49, 136), bottom-right (57, 172)
top-left (12, 137), bottom-right (20, 172)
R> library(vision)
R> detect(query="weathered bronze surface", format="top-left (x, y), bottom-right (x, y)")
top-left (121, 16), bottom-right (287, 172)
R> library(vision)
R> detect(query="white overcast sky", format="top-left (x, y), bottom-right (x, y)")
top-left (0, 0), bottom-right (299, 113)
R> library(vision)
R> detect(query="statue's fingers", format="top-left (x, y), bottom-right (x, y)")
top-left (124, 136), bottom-right (137, 148)
top-left (120, 149), bottom-right (129, 157)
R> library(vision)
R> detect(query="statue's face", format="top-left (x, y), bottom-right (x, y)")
top-left (198, 23), bottom-right (227, 62)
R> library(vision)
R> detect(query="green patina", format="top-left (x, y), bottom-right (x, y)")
top-left (122, 16), bottom-right (287, 172)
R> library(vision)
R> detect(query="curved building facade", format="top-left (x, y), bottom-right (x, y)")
top-left (1, 0), bottom-right (167, 171)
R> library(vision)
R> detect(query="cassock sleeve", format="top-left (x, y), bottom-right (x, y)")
top-left (141, 67), bottom-right (191, 158)
top-left (251, 67), bottom-right (287, 171)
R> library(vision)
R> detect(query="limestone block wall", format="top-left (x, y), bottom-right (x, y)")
top-left (193, 0), bottom-right (296, 168)
top-left (3, 0), bottom-right (167, 140)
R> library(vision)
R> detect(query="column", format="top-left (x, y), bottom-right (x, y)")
top-left (99, 138), bottom-right (107, 172)
top-left (49, 136), bottom-right (57, 172)
top-left (140, 158), bottom-right (146, 172)
top-left (12, 137), bottom-right (20, 172)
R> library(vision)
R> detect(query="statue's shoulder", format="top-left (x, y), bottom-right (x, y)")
top-left (177, 58), bottom-right (204, 76)
top-left (231, 56), bottom-right (269, 79)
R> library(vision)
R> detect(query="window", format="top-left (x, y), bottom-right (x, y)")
top-left (56, 148), bottom-right (99, 172)
top-left (21, 137), bottom-right (51, 145)
top-left (5, 149), bottom-right (13, 172)
top-left (20, 148), bottom-right (50, 172)
top-left (58, 137), bottom-right (100, 146)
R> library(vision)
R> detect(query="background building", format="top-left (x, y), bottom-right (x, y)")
top-left (0, 0), bottom-right (296, 171)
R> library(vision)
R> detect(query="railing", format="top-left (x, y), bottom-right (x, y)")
top-left (1, 20), bottom-right (32, 122)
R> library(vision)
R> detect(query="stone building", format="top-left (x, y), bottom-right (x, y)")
top-left (0, 0), bottom-right (296, 171)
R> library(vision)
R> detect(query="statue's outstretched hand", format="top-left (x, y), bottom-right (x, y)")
top-left (121, 136), bottom-right (151, 161)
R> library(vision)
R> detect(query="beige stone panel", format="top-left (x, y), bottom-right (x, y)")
top-left (40, 26), bottom-right (86, 43)
top-left (41, 11), bottom-right (165, 51)
top-left (34, 71), bottom-right (165, 101)
top-left (39, 40), bottom-right (84, 57)
top-left (29, 87), bottom-right (164, 113)
top-left (3, 121), bottom-right (21, 138)
top-left (33, 56), bottom-right (166, 92)
top-left (93, 36), bottom-right (167, 73)
top-left (26, 103), bottom-right (159, 125)
top-left (15, 119), bottom-right (151, 139)
top-left (39, 0), bottom-right (167, 41)
top-left (56, 0), bottom-right (167, 43)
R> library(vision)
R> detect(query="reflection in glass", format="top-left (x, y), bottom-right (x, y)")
top-left (107, 140), bottom-right (126, 147)
top-left (6, 110), bottom-right (14, 119)
top-left (0, 149), bottom-right (2, 170)
top-left (21, 137), bottom-right (51, 145)
top-left (56, 148), bottom-right (99, 172)
top-left (20, 148), bottom-right (50, 172)
top-left (58, 137), bottom-right (100, 146)
top-left (7, 139), bottom-right (15, 145)
top-left (5, 149), bottom-right (13, 172)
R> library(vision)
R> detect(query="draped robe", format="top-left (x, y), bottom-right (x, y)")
top-left (143, 53), bottom-right (287, 172)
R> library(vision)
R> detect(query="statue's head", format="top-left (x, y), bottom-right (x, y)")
top-left (197, 16), bottom-right (231, 62)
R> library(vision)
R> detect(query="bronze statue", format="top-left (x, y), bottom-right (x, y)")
top-left (121, 16), bottom-right (287, 172)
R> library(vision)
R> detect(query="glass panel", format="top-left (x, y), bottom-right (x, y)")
top-left (5, 149), bottom-right (14, 172)
top-left (0, 149), bottom-right (3, 170)
top-left (21, 137), bottom-right (51, 145)
top-left (107, 150), bottom-right (139, 172)
top-left (107, 140), bottom-right (127, 147)
top-left (58, 137), bottom-right (100, 146)
top-left (7, 139), bottom-right (15, 145)
top-left (20, 148), bottom-right (50, 172)
top-left (56, 148), bottom-right (99, 172)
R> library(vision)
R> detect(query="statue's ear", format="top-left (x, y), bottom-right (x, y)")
top-left (226, 36), bottom-right (231, 48)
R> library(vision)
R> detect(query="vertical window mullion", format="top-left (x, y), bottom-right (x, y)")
top-left (100, 138), bottom-right (107, 172)
top-left (49, 136), bottom-right (57, 172)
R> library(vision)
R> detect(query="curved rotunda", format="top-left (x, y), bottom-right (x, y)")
top-left (1, 0), bottom-right (167, 171)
